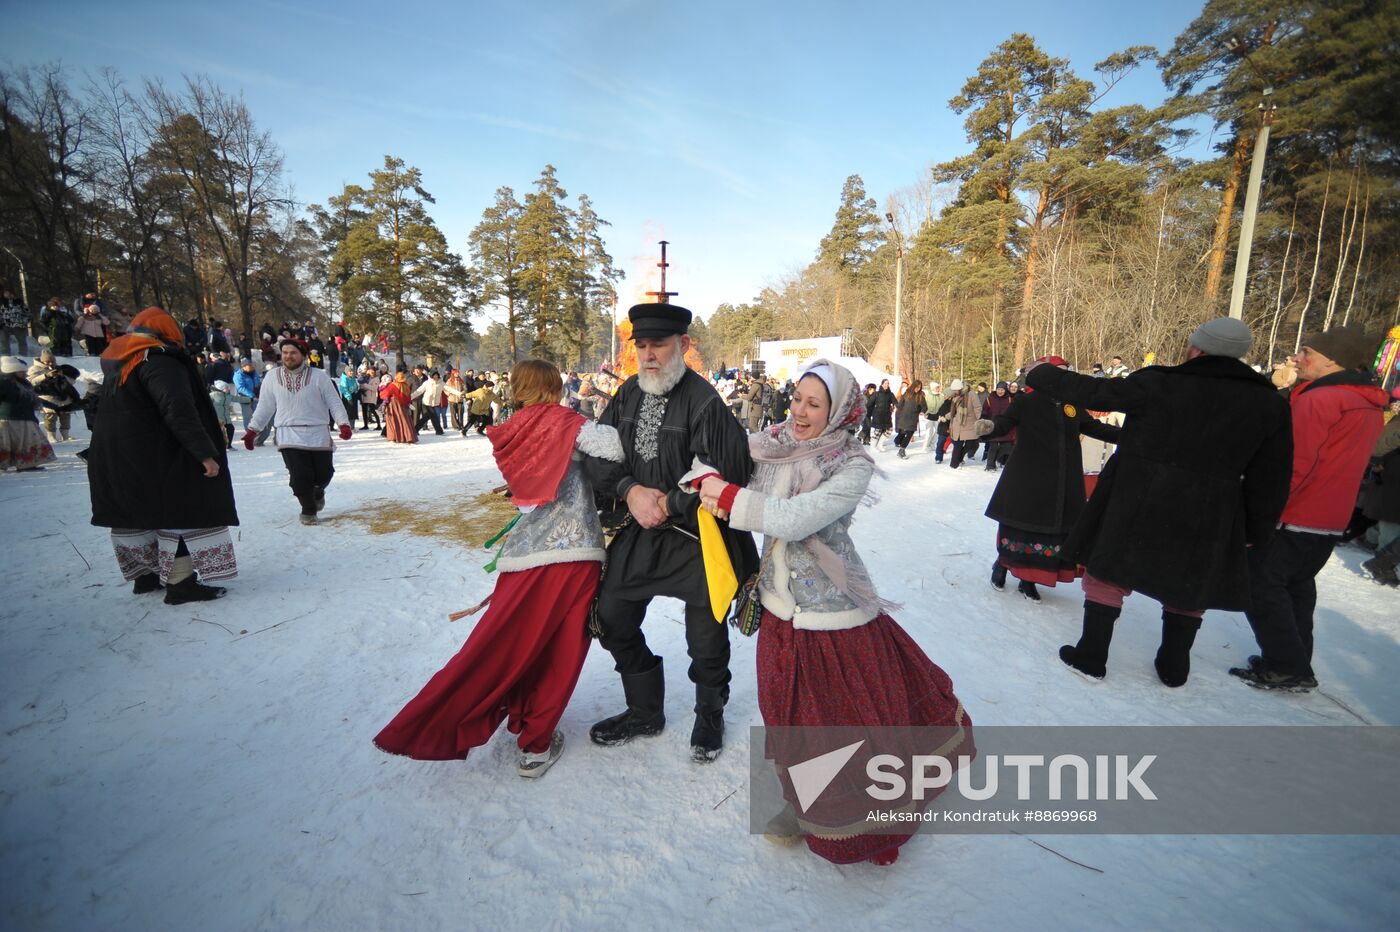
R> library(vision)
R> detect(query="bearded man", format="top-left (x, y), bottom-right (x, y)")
top-left (584, 303), bottom-right (758, 762)
top-left (244, 336), bottom-right (352, 525)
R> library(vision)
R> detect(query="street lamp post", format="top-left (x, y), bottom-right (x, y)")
top-left (1225, 35), bottom-right (1279, 321)
top-left (886, 212), bottom-right (903, 382)
top-left (1228, 87), bottom-right (1276, 320)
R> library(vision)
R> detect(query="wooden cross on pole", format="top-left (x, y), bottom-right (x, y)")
top-left (644, 240), bottom-right (678, 304)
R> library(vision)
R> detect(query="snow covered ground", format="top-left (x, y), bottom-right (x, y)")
top-left (3, 380), bottom-right (1399, 931)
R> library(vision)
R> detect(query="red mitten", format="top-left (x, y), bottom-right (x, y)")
top-left (338, 424), bottom-right (353, 441)
top-left (242, 429), bottom-right (257, 451)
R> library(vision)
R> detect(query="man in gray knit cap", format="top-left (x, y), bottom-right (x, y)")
top-left (1025, 316), bottom-right (1294, 687)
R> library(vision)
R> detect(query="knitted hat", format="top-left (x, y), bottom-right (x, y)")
top-left (949, 378), bottom-right (966, 392)
top-left (1300, 324), bottom-right (1375, 370)
top-left (212, 380), bottom-right (229, 391)
top-left (1189, 317), bottom-right (1253, 358)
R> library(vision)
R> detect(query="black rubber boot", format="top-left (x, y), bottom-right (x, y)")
top-left (1017, 579), bottom-right (1041, 603)
top-left (990, 560), bottom-right (1007, 591)
top-left (163, 576), bottom-right (227, 605)
top-left (1154, 612), bottom-right (1202, 688)
top-left (132, 572), bottom-right (163, 594)
top-left (690, 684), bottom-right (727, 763)
top-left (591, 659), bottom-right (666, 746)
top-left (1059, 601), bottom-right (1120, 679)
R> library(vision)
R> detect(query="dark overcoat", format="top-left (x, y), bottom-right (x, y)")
top-left (1026, 355), bottom-right (1292, 612)
top-left (88, 347), bottom-right (238, 530)
top-left (984, 389), bottom-right (1120, 535)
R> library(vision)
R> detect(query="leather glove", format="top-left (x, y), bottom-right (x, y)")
top-left (242, 429), bottom-right (257, 451)
top-left (338, 423), bottom-right (353, 441)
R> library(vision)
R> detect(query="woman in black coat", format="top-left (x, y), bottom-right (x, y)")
top-left (870, 379), bottom-right (896, 448)
top-left (893, 380), bottom-right (927, 458)
top-left (977, 359), bottom-right (1120, 603)
top-left (88, 307), bottom-right (239, 604)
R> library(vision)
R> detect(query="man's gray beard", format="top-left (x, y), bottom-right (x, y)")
top-left (637, 351), bottom-right (686, 396)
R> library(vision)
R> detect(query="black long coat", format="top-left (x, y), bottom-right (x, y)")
top-left (88, 347), bottom-right (239, 530)
top-left (984, 390), bottom-right (1120, 535)
top-left (1362, 419), bottom-right (1400, 524)
top-left (1026, 355), bottom-right (1292, 612)
top-left (870, 389), bottom-right (896, 431)
top-left (584, 368), bottom-right (759, 606)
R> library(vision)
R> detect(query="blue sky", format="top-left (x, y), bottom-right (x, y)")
top-left (6, 0), bottom-right (1210, 321)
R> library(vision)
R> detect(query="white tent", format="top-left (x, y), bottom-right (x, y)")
top-left (834, 355), bottom-right (895, 389)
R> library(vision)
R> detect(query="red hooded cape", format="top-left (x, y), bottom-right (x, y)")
top-left (487, 404), bottom-right (585, 507)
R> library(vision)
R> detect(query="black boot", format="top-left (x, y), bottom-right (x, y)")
top-left (1361, 537), bottom-right (1400, 586)
top-left (1154, 612), bottom-right (1202, 688)
top-left (591, 659), bottom-right (666, 746)
top-left (1059, 601), bottom-right (1120, 679)
top-left (990, 560), bottom-right (1007, 591)
top-left (314, 485), bottom-right (326, 513)
top-left (690, 684), bottom-right (726, 763)
top-left (163, 575), bottom-right (227, 605)
top-left (132, 572), bottom-right (163, 594)
top-left (1017, 579), bottom-right (1041, 603)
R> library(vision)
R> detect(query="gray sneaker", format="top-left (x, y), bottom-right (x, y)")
top-left (299, 513), bottom-right (318, 526)
top-left (517, 731), bottom-right (564, 779)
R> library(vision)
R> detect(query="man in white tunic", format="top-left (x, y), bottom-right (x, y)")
top-left (244, 336), bottom-right (352, 525)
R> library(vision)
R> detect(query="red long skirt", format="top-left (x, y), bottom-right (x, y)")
top-left (757, 611), bottom-right (973, 865)
top-left (383, 396), bottom-right (418, 444)
top-left (374, 561), bottom-right (596, 758)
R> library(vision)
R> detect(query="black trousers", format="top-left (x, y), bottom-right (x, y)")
top-left (360, 400), bottom-right (380, 429)
top-left (983, 441), bottom-right (1011, 469)
top-left (595, 587), bottom-right (731, 694)
top-left (415, 406), bottom-right (444, 434)
top-left (280, 449), bottom-right (335, 514)
top-left (341, 396), bottom-right (358, 425)
top-left (949, 439), bottom-right (977, 468)
top-left (1244, 528), bottom-right (1337, 677)
top-left (894, 429), bottom-right (916, 450)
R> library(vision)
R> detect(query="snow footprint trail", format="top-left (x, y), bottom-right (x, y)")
top-left (2, 413), bottom-right (1399, 929)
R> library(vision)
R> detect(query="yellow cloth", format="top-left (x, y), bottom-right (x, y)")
top-left (696, 508), bottom-right (738, 623)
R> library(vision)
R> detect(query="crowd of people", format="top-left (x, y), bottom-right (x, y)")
top-left (2, 290), bottom-right (1398, 869)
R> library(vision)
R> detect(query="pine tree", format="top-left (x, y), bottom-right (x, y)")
top-left (517, 165), bottom-right (577, 358)
top-left (329, 155), bottom-right (470, 366)
top-left (469, 186), bottom-right (526, 362)
top-left (817, 174), bottom-right (885, 275)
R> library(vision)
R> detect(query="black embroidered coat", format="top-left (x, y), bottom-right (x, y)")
top-left (585, 368), bottom-right (759, 605)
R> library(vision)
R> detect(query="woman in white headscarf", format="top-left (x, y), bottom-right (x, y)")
top-left (695, 358), bottom-right (972, 867)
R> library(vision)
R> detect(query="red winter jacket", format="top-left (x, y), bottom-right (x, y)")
top-left (1279, 370), bottom-right (1388, 531)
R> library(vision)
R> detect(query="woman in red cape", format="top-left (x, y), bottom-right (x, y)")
top-left (373, 359), bottom-right (623, 778)
top-left (378, 369), bottom-right (417, 443)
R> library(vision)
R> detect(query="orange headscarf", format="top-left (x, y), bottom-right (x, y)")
top-left (102, 307), bottom-right (185, 385)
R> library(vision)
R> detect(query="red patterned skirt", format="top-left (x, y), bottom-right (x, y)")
top-left (995, 523), bottom-right (1081, 586)
top-left (757, 610), bottom-right (973, 865)
top-left (374, 560), bottom-right (596, 758)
